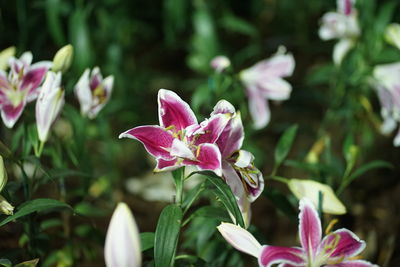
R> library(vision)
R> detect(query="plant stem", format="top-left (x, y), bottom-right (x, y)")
top-left (174, 167), bottom-right (185, 206)
top-left (269, 175), bottom-right (289, 184)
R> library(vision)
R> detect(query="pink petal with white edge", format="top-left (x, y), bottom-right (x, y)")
top-left (222, 161), bottom-right (246, 199)
top-left (119, 126), bottom-right (175, 160)
top-left (320, 228), bottom-right (366, 260)
top-left (298, 198), bottom-right (322, 259)
top-left (154, 158), bottom-right (180, 172)
top-left (185, 143), bottom-right (222, 176)
top-left (23, 61), bottom-right (52, 99)
top-left (278, 264), bottom-right (300, 267)
top-left (337, 0), bottom-right (354, 16)
top-left (211, 100), bottom-right (236, 116)
top-left (247, 86), bottom-right (270, 129)
top-left (217, 222), bottom-right (262, 258)
top-left (1, 102), bottom-right (25, 128)
top-left (327, 260), bottom-right (378, 267)
top-left (217, 112), bottom-right (244, 158)
top-left (158, 89), bottom-right (197, 131)
top-left (259, 246), bottom-right (305, 267)
top-left (192, 113), bottom-right (231, 145)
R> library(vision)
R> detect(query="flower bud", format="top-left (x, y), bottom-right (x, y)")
top-left (288, 179), bottom-right (346, 215)
top-left (210, 55), bottom-right (231, 73)
top-left (52, 45), bottom-right (73, 73)
top-left (0, 155), bottom-right (7, 192)
top-left (105, 202), bottom-right (141, 267)
top-left (385, 23), bottom-right (400, 50)
top-left (0, 46), bottom-right (16, 70)
top-left (0, 195), bottom-right (14, 215)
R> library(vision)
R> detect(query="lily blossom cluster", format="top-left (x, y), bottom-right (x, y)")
top-left (240, 47), bottom-right (295, 129)
top-left (319, 0), bottom-right (360, 65)
top-left (0, 51), bottom-right (52, 128)
top-left (218, 198), bottom-right (377, 267)
top-left (120, 89), bottom-right (264, 223)
top-left (75, 67), bottom-right (114, 119)
top-left (372, 63), bottom-right (400, 146)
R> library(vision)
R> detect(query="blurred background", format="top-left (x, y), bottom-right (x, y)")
top-left (0, 0), bottom-right (399, 266)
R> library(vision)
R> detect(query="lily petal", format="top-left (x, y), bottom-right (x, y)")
top-left (154, 158), bottom-right (180, 172)
top-left (247, 86), bottom-right (270, 129)
top-left (257, 78), bottom-right (292, 101)
top-left (23, 61), bottom-right (53, 100)
top-left (186, 143), bottom-right (222, 176)
top-left (119, 126), bottom-right (175, 160)
top-left (217, 222), bottom-right (262, 258)
top-left (217, 111), bottom-right (244, 158)
top-left (337, 0), bottom-right (354, 15)
top-left (170, 138), bottom-right (195, 160)
top-left (158, 89), bottom-right (197, 131)
top-left (259, 246), bottom-right (305, 267)
top-left (1, 102), bottom-right (25, 128)
top-left (75, 69), bottom-right (92, 115)
top-left (211, 99), bottom-right (236, 115)
top-left (327, 260), bottom-right (378, 267)
top-left (320, 228), bottom-right (366, 260)
top-left (255, 52), bottom-right (295, 78)
top-left (299, 198), bottom-right (322, 258)
top-left (393, 127), bottom-right (400, 147)
top-left (192, 113), bottom-right (231, 145)
top-left (333, 38), bottom-right (355, 65)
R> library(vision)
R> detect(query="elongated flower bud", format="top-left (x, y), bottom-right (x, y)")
top-left (52, 45), bottom-right (73, 73)
top-left (0, 155), bottom-right (7, 192)
top-left (105, 202), bottom-right (141, 267)
top-left (0, 195), bottom-right (13, 215)
top-left (36, 71), bottom-right (65, 142)
top-left (385, 23), bottom-right (400, 50)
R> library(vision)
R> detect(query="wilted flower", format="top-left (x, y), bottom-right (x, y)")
top-left (36, 71), bottom-right (65, 142)
top-left (105, 202), bottom-right (141, 267)
top-left (319, 0), bottom-right (360, 65)
top-left (0, 47), bottom-right (16, 71)
top-left (210, 56), bottom-right (231, 73)
top-left (288, 179), bottom-right (346, 215)
top-left (240, 47), bottom-right (295, 129)
top-left (212, 100), bottom-right (264, 226)
top-left (119, 89), bottom-right (230, 175)
top-left (52, 45), bottom-right (73, 73)
top-left (0, 52), bottom-right (52, 128)
top-left (74, 67), bottom-right (114, 119)
top-left (372, 63), bottom-right (400, 146)
top-left (217, 198), bottom-right (377, 267)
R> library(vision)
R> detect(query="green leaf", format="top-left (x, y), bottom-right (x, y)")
top-left (74, 202), bottom-right (106, 217)
top-left (0, 199), bottom-right (72, 227)
top-left (14, 259), bottom-right (39, 267)
top-left (46, 0), bottom-right (66, 45)
top-left (140, 232), bottom-right (155, 251)
top-left (154, 204), bottom-right (183, 267)
top-left (190, 206), bottom-right (230, 222)
top-left (199, 171), bottom-right (245, 227)
top-left (274, 125), bottom-right (298, 170)
top-left (0, 259), bottom-right (12, 267)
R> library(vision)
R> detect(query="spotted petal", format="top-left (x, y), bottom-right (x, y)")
top-left (119, 126), bottom-right (175, 160)
top-left (320, 229), bottom-right (366, 261)
top-left (299, 198), bottom-right (322, 258)
top-left (217, 222), bottom-right (262, 258)
top-left (158, 89), bottom-right (197, 131)
top-left (191, 113), bottom-right (231, 145)
top-left (259, 246), bottom-right (305, 267)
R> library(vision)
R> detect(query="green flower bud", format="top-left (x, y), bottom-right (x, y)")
top-left (52, 44), bottom-right (73, 73)
top-left (385, 23), bottom-right (400, 50)
top-left (0, 195), bottom-right (13, 215)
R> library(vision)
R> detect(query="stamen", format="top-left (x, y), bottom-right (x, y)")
top-left (325, 219), bottom-right (339, 235)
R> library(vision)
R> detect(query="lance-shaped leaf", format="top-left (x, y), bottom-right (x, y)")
top-left (154, 204), bottom-right (183, 267)
top-left (274, 124), bottom-right (298, 170)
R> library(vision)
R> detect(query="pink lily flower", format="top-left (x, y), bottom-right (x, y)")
top-left (217, 198), bottom-right (378, 267)
top-left (119, 89), bottom-right (230, 175)
top-left (74, 67), bottom-right (114, 119)
top-left (372, 63), bottom-right (400, 146)
top-left (240, 47), bottom-right (295, 129)
top-left (212, 100), bottom-right (264, 225)
top-left (0, 52), bottom-right (52, 128)
top-left (319, 0), bottom-right (360, 65)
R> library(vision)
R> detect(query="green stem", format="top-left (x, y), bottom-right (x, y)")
top-left (34, 140), bottom-right (45, 158)
top-left (175, 167), bottom-right (185, 206)
top-left (269, 175), bottom-right (289, 184)
top-left (183, 184), bottom-right (205, 215)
